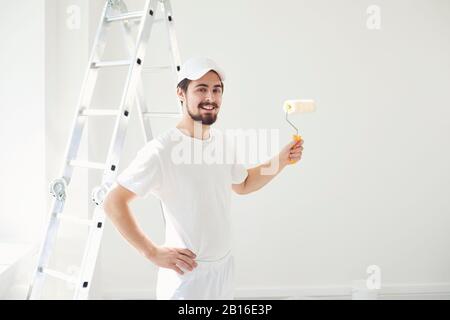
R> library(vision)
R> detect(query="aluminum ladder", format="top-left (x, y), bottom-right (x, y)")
top-left (27, 0), bottom-right (182, 299)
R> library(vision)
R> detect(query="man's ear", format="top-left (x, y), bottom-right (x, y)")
top-left (176, 87), bottom-right (186, 104)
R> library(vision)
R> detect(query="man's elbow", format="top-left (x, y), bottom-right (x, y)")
top-left (103, 185), bottom-right (135, 216)
top-left (232, 179), bottom-right (251, 195)
top-left (235, 187), bottom-right (256, 195)
top-left (103, 193), bottom-right (118, 216)
top-left (233, 188), bottom-right (247, 195)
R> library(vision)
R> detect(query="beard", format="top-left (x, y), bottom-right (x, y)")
top-left (186, 101), bottom-right (219, 125)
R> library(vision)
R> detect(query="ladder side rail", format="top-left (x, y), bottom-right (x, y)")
top-left (161, 0), bottom-right (183, 114)
top-left (118, 1), bottom-right (154, 142)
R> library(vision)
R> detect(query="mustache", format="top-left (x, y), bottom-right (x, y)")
top-left (198, 102), bottom-right (219, 109)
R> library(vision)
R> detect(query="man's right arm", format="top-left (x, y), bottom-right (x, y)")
top-left (103, 184), bottom-right (198, 275)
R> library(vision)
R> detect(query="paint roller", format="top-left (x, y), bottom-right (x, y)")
top-left (283, 99), bottom-right (316, 164)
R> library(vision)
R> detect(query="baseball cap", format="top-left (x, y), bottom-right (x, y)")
top-left (177, 57), bottom-right (226, 85)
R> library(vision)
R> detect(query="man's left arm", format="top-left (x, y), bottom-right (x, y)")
top-left (232, 139), bottom-right (303, 195)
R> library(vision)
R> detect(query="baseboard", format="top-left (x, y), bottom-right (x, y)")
top-left (100, 282), bottom-right (450, 300)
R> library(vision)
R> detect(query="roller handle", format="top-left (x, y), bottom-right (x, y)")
top-left (290, 134), bottom-right (302, 164)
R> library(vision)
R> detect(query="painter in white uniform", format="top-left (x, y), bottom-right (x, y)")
top-left (112, 57), bottom-right (304, 300)
top-left (115, 57), bottom-right (248, 299)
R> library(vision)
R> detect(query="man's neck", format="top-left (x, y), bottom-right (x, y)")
top-left (176, 118), bottom-right (211, 140)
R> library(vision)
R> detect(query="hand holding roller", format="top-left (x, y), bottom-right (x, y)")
top-left (283, 99), bottom-right (316, 164)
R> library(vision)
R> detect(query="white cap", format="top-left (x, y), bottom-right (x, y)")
top-left (177, 57), bottom-right (226, 85)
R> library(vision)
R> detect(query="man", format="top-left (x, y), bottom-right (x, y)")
top-left (103, 57), bottom-right (303, 299)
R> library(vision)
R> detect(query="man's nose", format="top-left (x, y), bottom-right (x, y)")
top-left (205, 90), bottom-right (213, 101)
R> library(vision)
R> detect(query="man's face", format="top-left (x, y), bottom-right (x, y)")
top-left (178, 71), bottom-right (223, 125)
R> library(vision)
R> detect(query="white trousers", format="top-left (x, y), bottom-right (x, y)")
top-left (156, 251), bottom-right (235, 300)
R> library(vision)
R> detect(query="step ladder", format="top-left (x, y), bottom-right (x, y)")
top-left (27, 0), bottom-right (182, 300)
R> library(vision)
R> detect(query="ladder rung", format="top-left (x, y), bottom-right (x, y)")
top-left (105, 11), bottom-right (144, 22)
top-left (91, 60), bottom-right (132, 68)
top-left (40, 267), bottom-right (78, 284)
top-left (143, 112), bottom-right (181, 118)
top-left (142, 66), bottom-right (171, 73)
top-left (69, 160), bottom-right (106, 170)
top-left (58, 214), bottom-right (93, 227)
top-left (108, 16), bottom-right (164, 25)
top-left (79, 109), bottom-right (120, 116)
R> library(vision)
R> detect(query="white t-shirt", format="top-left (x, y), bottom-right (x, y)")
top-left (116, 127), bottom-right (248, 261)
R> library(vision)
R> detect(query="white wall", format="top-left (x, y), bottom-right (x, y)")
top-left (39, 0), bottom-right (450, 299)
top-left (0, 0), bottom-right (46, 299)
top-left (0, 1), bottom-right (46, 244)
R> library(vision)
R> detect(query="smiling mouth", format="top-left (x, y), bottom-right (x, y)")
top-left (199, 106), bottom-right (216, 111)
